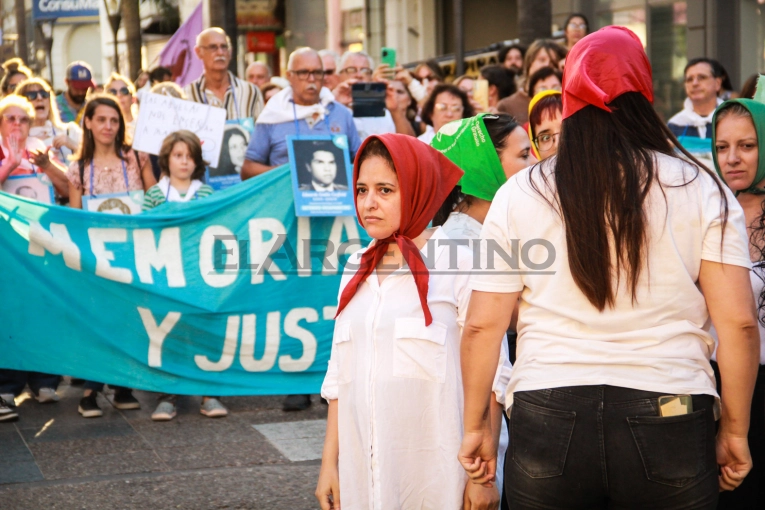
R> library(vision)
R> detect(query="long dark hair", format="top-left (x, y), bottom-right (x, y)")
top-left (75, 94), bottom-right (129, 165)
top-left (433, 114), bottom-right (520, 226)
top-left (531, 92), bottom-right (728, 310)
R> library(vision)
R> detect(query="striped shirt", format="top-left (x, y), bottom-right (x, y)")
top-left (142, 183), bottom-right (214, 210)
top-left (184, 72), bottom-right (263, 121)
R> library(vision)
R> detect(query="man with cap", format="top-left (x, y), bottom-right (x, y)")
top-left (56, 61), bottom-right (95, 123)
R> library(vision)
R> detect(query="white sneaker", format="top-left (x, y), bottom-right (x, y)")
top-left (151, 401), bottom-right (177, 421)
top-left (200, 398), bottom-right (228, 418)
top-left (36, 388), bottom-right (60, 403)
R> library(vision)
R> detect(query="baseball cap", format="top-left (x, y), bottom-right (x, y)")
top-left (66, 61), bottom-right (96, 90)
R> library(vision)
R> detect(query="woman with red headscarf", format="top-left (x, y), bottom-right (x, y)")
top-left (316, 134), bottom-right (508, 509)
top-left (458, 26), bottom-right (758, 507)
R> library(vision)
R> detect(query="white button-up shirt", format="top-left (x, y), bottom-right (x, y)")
top-left (322, 227), bottom-right (511, 510)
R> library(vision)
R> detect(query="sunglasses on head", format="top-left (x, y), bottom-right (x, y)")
top-left (108, 87), bottom-right (132, 97)
top-left (24, 90), bottom-right (50, 101)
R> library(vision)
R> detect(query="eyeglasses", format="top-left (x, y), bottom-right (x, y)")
top-left (434, 103), bottom-right (464, 113)
top-left (339, 66), bottom-right (373, 76)
top-left (3, 114), bottom-right (31, 125)
top-left (288, 69), bottom-right (326, 80)
top-left (200, 43), bottom-right (229, 52)
top-left (108, 87), bottom-right (132, 97)
top-left (533, 132), bottom-right (560, 152)
top-left (23, 90), bottom-right (51, 101)
top-left (567, 22), bottom-right (587, 30)
top-left (324, 69), bottom-right (336, 76)
top-left (419, 74), bottom-right (437, 82)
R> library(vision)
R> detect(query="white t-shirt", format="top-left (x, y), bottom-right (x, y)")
top-left (353, 109), bottom-right (396, 141)
top-left (471, 153), bottom-right (751, 407)
top-left (417, 125), bottom-right (435, 145)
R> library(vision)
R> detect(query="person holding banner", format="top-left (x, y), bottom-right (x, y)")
top-left (0, 95), bottom-right (70, 201)
top-left (14, 78), bottom-right (82, 166)
top-left (66, 95), bottom-right (156, 416)
top-left (317, 134), bottom-right (507, 509)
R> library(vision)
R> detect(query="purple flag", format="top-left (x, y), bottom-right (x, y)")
top-left (159, 3), bottom-right (204, 87)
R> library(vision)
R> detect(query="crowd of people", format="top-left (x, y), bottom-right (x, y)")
top-left (0, 15), bottom-right (764, 510)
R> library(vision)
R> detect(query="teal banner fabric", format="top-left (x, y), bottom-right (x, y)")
top-left (0, 166), bottom-right (367, 395)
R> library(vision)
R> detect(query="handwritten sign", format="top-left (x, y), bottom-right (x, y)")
top-left (133, 93), bottom-right (226, 168)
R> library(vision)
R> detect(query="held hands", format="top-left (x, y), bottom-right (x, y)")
top-left (463, 480), bottom-right (500, 510)
top-left (315, 461), bottom-right (341, 510)
top-left (458, 428), bottom-right (498, 488)
top-left (716, 431), bottom-right (752, 491)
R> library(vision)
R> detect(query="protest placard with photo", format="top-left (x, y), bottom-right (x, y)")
top-left (2, 173), bottom-right (55, 204)
top-left (286, 135), bottom-right (354, 217)
top-left (82, 191), bottom-right (145, 215)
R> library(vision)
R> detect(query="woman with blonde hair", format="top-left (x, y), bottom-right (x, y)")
top-left (15, 77), bottom-right (82, 163)
top-left (0, 95), bottom-right (69, 197)
top-left (105, 72), bottom-right (138, 140)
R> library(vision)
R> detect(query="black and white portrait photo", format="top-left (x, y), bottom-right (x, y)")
top-left (292, 139), bottom-right (349, 192)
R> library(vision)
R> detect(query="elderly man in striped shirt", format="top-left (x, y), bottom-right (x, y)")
top-left (185, 28), bottom-right (264, 122)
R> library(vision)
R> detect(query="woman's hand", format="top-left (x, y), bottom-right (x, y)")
top-left (28, 146), bottom-right (52, 170)
top-left (463, 479), bottom-right (500, 510)
top-left (315, 460), bottom-right (341, 509)
top-left (458, 428), bottom-right (497, 487)
top-left (716, 430), bottom-right (752, 491)
top-left (393, 66), bottom-right (413, 85)
top-left (5, 134), bottom-right (22, 172)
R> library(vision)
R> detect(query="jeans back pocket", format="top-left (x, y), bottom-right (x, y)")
top-left (627, 410), bottom-right (708, 487)
top-left (511, 397), bottom-right (576, 478)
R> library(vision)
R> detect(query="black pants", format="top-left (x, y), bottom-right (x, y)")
top-left (0, 369), bottom-right (60, 397)
top-left (505, 385), bottom-right (718, 509)
top-left (712, 361), bottom-right (765, 509)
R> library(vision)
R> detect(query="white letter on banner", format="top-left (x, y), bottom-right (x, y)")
top-left (239, 312), bottom-right (280, 372)
top-left (28, 222), bottom-right (82, 271)
top-left (323, 216), bottom-right (361, 275)
top-left (133, 228), bottom-right (186, 287)
top-left (279, 308), bottom-right (318, 372)
top-left (195, 315), bottom-right (239, 371)
top-left (138, 307), bottom-right (181, 368)
top-left (88, 228), bottom-right (133, 283)
top-left (248, 218), bottom-right (287, 284)
top-left (296, 216), bottom-right (311, 277)
top-left (199, 225), bottom-right (238, 288)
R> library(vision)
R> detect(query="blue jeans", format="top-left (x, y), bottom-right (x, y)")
top-left (506, 385), bottom-right (718, 509)
top-left (0, 369), bottom-right (60, 397)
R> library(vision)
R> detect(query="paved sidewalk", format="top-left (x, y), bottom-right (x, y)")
top-left (0, 379), bottom-right (327, 509)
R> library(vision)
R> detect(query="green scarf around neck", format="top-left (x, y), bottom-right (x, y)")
top-left (430, 114), bottom-right (506, 202)
top-left (712, 97), bottom-right (765, 195)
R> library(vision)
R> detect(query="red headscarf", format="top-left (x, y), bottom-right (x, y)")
top-left (562, 26), bottom-right (653, 119)
top-left (335, 134), bottom-right (464, 326)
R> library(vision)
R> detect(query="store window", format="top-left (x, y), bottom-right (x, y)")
top-left (649, 2), bottom-right (687, 121)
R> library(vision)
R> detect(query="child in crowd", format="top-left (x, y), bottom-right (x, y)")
top-left (142, 130), bottom-right (213, 210)
top-left (67, 93), bottom-right (155, 418)
top-left (143, 130), bottom-right (222, 421)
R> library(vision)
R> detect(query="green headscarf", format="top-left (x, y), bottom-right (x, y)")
top-left (430, 114), bottom-right (506, 202)
top-left (712, 95), bottom-right (765, 195)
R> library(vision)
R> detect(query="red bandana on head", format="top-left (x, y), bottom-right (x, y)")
top-left (562, 26), bottom-right (653, 119)
top-left (335, 134), bottom-right (464, 326)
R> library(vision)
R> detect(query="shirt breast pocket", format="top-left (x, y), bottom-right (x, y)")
top-left (393, 318), bottom-right (448, 383)
top-left (334, 322), bottom-right (354, 385)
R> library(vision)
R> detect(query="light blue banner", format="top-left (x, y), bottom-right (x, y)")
top-left (0, 166), bottom-right (368, 395)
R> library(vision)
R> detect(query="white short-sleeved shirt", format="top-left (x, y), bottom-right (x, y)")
top-left (471, 153), bottom-right (751, 407)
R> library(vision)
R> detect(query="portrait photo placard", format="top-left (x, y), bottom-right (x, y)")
top-left (206, 118), bottom-right (255, 191)
top-left (286, 135), bottom-right (354, 217)
top-left (2, 173), bottom-right (55, 204)
top-left (82, 191), bottom-right (145, 215)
